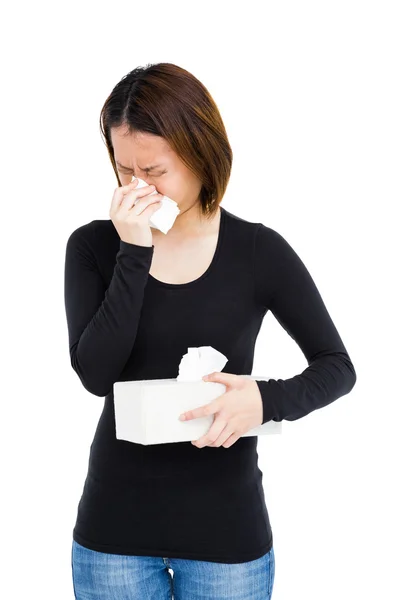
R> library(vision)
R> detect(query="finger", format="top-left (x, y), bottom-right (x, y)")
top-left (110, 179), bottom-right (139, 214)
top-left (222, 432), bottom-right (241, 448)
top-left (110, 181), bottom-right (157, 215)
top-left (180, 401), bottom-right (220, 421)
top-left (119, 185), bottom-right (158, 213)
top-left (204, 372), bottom-right (240, 387)
top-left (209, 425), bottom-right (236, 447)
top-left (125, 185), bottom-right (157, 207)
top-left (130, 194), bottom-right (163, 217)
top-left (192, 418), bottom-right (228, 448)
top-left (180, 391), bottom-right (228, 421)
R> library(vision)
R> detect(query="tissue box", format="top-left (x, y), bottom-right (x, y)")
top-left (113, 375), bottom-right (282, 445)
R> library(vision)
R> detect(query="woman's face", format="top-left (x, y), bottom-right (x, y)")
top-left (110, 126), bottom-right (202, 213)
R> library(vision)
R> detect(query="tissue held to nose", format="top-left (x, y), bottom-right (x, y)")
top-left (131, 176), bottom-right (180, 234)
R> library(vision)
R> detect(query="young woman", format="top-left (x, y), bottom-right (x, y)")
top-left (65, 62), bottom-right (356, 599)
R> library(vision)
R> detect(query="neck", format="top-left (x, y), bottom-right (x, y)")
top-left (155, 201), bottom-right (220, 240)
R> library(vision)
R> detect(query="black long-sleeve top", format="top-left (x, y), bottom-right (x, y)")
top-left (64, 205), bottom-right (356, 563)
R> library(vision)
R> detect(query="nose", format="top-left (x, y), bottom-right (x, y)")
top-left (135, 175), bottom-right (155, 187)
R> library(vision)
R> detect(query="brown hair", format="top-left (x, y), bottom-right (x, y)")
top-left (99, 62), bottom-right (233, 220)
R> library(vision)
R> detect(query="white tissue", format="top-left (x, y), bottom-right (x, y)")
top-left (177, 346), bottom-right (228, 382)
top-left (132, 176), bottom-right (180, 234)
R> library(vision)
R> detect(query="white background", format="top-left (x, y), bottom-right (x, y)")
top-left (1, 1), bottom-right (399, 598)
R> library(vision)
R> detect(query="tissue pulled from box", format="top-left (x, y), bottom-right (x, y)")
top-left (131, 176), bottom-right (180, 234)
top-left (177, 346), bottom-right (228, 382)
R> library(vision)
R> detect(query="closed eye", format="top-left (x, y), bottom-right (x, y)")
top-left (119, 169), bottom-right (166, 177)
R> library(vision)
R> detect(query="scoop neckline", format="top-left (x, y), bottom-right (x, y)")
top-left (148, 206), bottom-right (227, 290)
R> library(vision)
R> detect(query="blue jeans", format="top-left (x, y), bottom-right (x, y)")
top-left (72, 540), bottom-right (275, 599)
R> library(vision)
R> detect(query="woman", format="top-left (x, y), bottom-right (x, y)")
top-left (65, 62), bottom-right (356, 599)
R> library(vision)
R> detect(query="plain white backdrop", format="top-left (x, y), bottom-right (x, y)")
top-left (1, 1), bottom-right (398, 598)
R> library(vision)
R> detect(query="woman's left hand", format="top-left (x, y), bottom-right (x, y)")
top-left (178, 372), bottom-right (264, 448)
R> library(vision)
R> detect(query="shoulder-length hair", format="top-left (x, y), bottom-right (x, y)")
top-left (99, 62), bottom-right (233, 220)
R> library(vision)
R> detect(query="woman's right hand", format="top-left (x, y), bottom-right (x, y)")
top-left (109, 178), bottom-right (163, 247)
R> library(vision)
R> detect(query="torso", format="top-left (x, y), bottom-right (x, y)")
top-left (149, 208), bottom-right (221, 285)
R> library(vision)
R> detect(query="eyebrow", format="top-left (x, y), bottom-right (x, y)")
top-left (116, 161), bottom-right (163, 172)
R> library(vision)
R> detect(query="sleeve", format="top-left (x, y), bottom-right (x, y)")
top-left (64, 223), bottom-right (154, 397)
top-left (253, 224), bottom-right (357, 424)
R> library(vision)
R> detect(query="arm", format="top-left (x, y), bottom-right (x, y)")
top-left (253, 224), bottom-right (356, 424)
top-left (64, 223), bottom-right (154, 397)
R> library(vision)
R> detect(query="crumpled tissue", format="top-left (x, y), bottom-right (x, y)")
top-left (132, 176), bottom-right (180, 234)
top-left (177, 346), bottom-right (228, 382)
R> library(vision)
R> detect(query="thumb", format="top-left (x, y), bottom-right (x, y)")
top-left (202, 371), bottom-right (240, 387)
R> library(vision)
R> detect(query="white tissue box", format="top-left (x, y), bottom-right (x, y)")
top-left (113, 375), bottom-right (282, 445)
